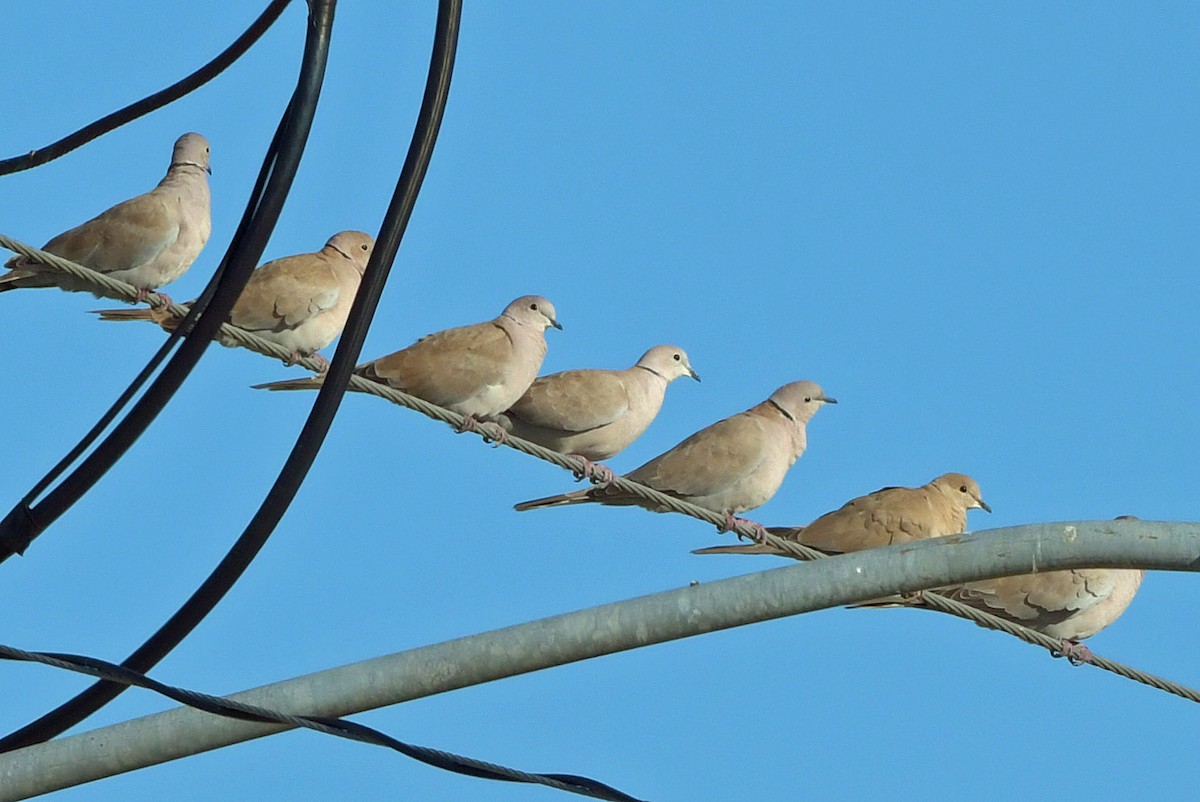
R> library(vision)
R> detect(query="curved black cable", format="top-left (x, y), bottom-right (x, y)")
top-left (0, 0), bottom-right (294, 176)
top-left (0, 0), bottom-right (460, 750)
top-left (0, 644), bottom-right (644, 801)
top-left (0, 3), bottom-right (335, 565)
top-left (3, 1), bottom-right (298, 537)
top-left (0, 0), bottom-right (342, 748)
top-left (18, 116), bottom-right (295, 506)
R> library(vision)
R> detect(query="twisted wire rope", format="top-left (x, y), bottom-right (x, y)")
top-left (3, 231), bottom-right (1196, 707)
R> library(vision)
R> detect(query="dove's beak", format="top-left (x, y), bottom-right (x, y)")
top-left (551, 318), bottom-right (563, 331)
top-left (821, 396), bottom-right (838, 404)
top-left (978, 498), bottom-right (992, 513)
top-left (688, 367), bottom-right (701, 382)
top-left (207, 166), bottom-right (213, 175)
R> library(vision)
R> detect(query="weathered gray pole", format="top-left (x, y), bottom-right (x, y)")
top-left (1, 520), bottom-right (1197, 800)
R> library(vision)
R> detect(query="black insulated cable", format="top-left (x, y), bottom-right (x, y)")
top-left (0, 0), bottom-right (294, 176)
top-left (0, 0), bottom-right (459, 750)
top-left (0, 3), bottom-right (333, 565)
top-left (11, 107), bottom-right (295, 519)
top-left (0, 0), bottom-right (340, 747)
top-left (0, 643), bottom-right (645, 801)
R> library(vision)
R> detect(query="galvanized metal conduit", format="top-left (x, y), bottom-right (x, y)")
top-left (0, 521), bottom-right (1196, 799)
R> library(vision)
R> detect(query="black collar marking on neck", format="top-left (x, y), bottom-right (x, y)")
top-left (768, 398), bottom-right (796, 422)
top-left (635, 364), bottom-right (668, 381)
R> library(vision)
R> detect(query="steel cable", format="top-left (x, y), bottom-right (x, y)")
top-left (5, 233), bottom-right (1193, 706)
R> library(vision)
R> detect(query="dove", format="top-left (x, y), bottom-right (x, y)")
top-left (253, 295), bottom-right (562, 422)
top-left (693, 473), bottom-right (990, 556)
top-left (929, 515), bottom-right (1148, 648)
top-left (695, 479), bottom-right (1141, 654)
top-left (514, 381), bottom-right (836, 536)
top-left (93, 231), bottom-right (374, 367)
top-left (499, 345), bottom-right (700, 468)
top-left (1, 133), bottom-right (212, 302)
top-left (930, 566), bottom-right (1144, 650)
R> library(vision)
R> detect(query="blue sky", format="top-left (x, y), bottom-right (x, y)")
top-left (1, 2), bottom-right (1198, 799)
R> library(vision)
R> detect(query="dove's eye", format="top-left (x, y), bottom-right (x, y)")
top-left (960, 485), bottom-right (968, 493)
top-left (360, 244), bottom-right (368, 251)
top-left (804, 397), bottom-right (812, 403)
top-left (673, 354), bottom-right (681, 361)
top-left (530, 303), bottom-right (539, 311)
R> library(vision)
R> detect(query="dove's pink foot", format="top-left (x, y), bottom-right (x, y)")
top-left (1052, 639), bottom-right (1093, 666)
top-left (568, 455), bottom-right (616, 487)
top-left (286, 351), bottom-right (330, 372)
top-left (452, 416), bottom-right (507, 446)
top-left (719, 512), bottom-right (768, 543)
top-left (138, 288), bottom-right (172, 306)
top-left (454, 415), bottom-right (482, 435)
top-left (480, 421), bottom-right (508, 447)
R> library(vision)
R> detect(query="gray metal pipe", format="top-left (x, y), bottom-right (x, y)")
top-left (1, 519), bottom-right (1197, 799)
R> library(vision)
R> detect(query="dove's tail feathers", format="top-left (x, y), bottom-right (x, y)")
top-left (93, 308), bottom-right (157, 322)
top-left (0, 269), bottom-right (46, 291)
top-left (847, 595), bottom-right (922, 610)
top-left (252, 376), bottom-right (326, 392)
top-left (691, 543), bottom-right (784, 556)
top-left (92, 306), bottom-right (183, 333)
top-left (513, 489), bottom-right (594, 512)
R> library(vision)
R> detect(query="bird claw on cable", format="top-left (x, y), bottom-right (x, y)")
top-left (570, 455), bottom-right (615, 488)
top-left (456, 416), bottom-right (506, 447)
top-left (1051, 639), bottom-right (1094, 666)
top-left (719, 512), bottom-right (768, 544)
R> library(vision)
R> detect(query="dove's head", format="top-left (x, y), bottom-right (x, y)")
top-left (637, 345), bottom-right (700, 383)
top-left (503, 295), bottom-right (562, 332)
top-left (930, 473), bottom-right (991, 513)
top-left (172, 133), bottom-right (211, 175)
top-left (326, 231), bottom-right (375, 273)
top-left (767, 381), bottom-right (836, 424)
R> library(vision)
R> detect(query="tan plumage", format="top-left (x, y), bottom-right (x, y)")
top-left (253, 295), bottom-right (562, 419)
top-left (94, 231), bottom-right (374, 362)
top-left (514, 380), bottom-right (835, 517)
top-left (694, 473), bottom-right (989, 556)
top-left (695, 477), bottom-right (1142, 641)
top-left (2, 133), bottom-right (212, 297)
top-left (500, 345), bottom-right (700, 460)
top-left (934, 567), bottom-right (1144, 641)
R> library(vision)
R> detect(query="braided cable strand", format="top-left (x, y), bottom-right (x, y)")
top-left (0, 644), bottom-right (643, 802)
top-left (0, 234), bottom-right (181, 308)
top-left (4, 233), bottom-right (1194, 704)
top-left (757, 538), bottom-right (1200, 702)
top-left (0, 233), bottom-right (810, 548)
top-left (0, 233), bottom-right (316, 368)
top-left (723, 535), bottom-right (1200, 701)
top-left (912, 592), bottom-right (1200, 702)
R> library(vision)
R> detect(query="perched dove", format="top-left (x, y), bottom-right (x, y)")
top-left (514, 381), bottom-right (836, 536)
top-left (253, 295), bottom-right (562, 421)
top-left (499, 345), bottom-right (700, 465)
top-left (696, 479), bottom-right (1142, 653)
top-left (94, 231), bottom-right (374, 366)
top-left (928, 566), bottom-right (1144, 648)
top-left (1, 133), bottom-right (212, 301)
top-left (693, 473), bottom-right (991, 555)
